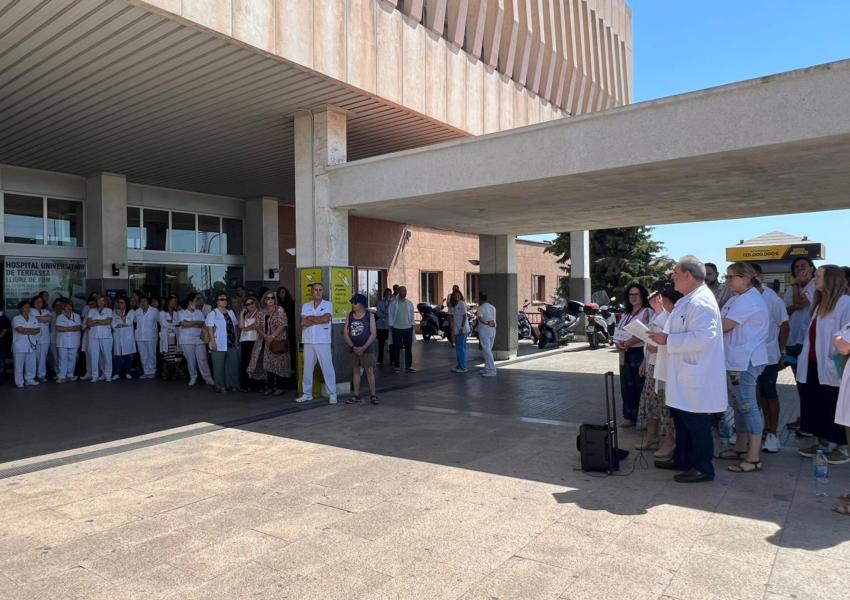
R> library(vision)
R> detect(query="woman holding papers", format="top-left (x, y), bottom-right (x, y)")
top-left (614, 283), bottom-right (653, 428)
top-left (718, 262), bottom-right (770, 473)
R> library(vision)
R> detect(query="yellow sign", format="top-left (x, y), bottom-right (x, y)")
top-left (330, 266), bottom-right (353, 321)
top-left (300, 268), bottom-right (323, 304)
top-left (726, 243), bottom-right (824, 262)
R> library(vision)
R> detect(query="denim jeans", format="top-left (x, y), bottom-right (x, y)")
top-left (455, 333), bottom-right (468, 370)
top-left (728, 362), bottom-right (765, 435)
top-left (671, 407), bottom-right (716, 477)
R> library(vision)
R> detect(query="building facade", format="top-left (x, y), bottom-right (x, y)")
top-left (0, 0), bottom-right (631, 355)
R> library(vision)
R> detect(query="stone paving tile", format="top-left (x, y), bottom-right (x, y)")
top-left (561, 553), bottom-right (676, 600)
top-left (515, 522), bottom-right (616, 575)
top-left (664, 550), bottom-right (772, 600)
top-left (459, 556), bottom-right (572, 600)
top-left (602, 521), bottom-right (698, 571)
top-left (167, 529), bottom-right (290, 581)
top-left (691, 513), bottom-right (781, 566)
top-left (361, 559), bottom-right (484, 600)
top-left (766, 548), bottom-right (849, 598)
top-left (273, 561), bottom-right (391, 600)
top-left (18, 566), bottom-right (111, 600)
top-left (253, 502), bottom-right (354, 542)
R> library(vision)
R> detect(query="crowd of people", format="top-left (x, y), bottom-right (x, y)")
top-left (614, 255), bottom-right (850, 508)
top-left (0, 280), bottom-right (500, 406)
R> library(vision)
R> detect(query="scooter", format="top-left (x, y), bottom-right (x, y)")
top-left (417, 303), bottom-right (450, 341)
top-left (466, 305), bottom-right (478, 339)
top-left (537, 300), bottom-right (584, 349)
top-left (584, 303), bottom-right (610, 349)
top-left (517, 300), bottom-right (538, 341)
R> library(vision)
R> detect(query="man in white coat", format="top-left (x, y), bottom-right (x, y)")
top-left (648, 255), bottom-right (726, 483)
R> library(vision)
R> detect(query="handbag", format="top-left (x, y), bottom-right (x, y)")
top-left (201, 326), bottom-right (211, 344)
top-left (270, 339), bottom-right (287, 354)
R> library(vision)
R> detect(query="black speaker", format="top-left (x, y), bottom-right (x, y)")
top-left (576, 371), bottom-right (628, 473)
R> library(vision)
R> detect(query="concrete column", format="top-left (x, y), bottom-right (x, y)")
top-left (569, 229), bottom-right (591, 302)
top-left (244, 196), bottom-right (280, 290)
top-left (479, 234), bottom-right (518, 361)
top-left (85, 172), bottom-right (127, 293)
top-left (293, 105), bottom-right (351, 396)
top-left (294, 105), bottom-right (349, 268)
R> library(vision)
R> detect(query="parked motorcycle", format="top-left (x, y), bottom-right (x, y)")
top-left (517, 300), bottom-right (538, 341)
top-left (537, 300), bottom-right (584, 349)
top-left (417, 303), bottom-right (450, 341)
top-left (466, 305), bottom-right (478, 339)
top-left (585, 291), bottom-right (617, 349)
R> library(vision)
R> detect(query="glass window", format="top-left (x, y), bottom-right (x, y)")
top-left (357, 268), bottom-right (385, 307)
top-left (421, 271), bottom-right (440, 305)
top-left (198, 215), bottom-right (221, 254)
top-left (532, 275), bottom-right (546, 303)
top-left (46, 199), bottom-right (83, 247)
top-left (222, 218), bottom-right (243, 255)
top-left (465, 273), bottom-right (479, 304)
top-left (143, 209), bottom-right (168, 251)
top-left (128, 263), bottom-right (243, 305)
top-left (127, 207), bottom-right (142, 250)
top-left (170, 212), bottom-right (196, 253)
top-left (3, 193), bottom-right (43, 244)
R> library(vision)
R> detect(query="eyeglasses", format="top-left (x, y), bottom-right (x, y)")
top-left (217, 298), bottom-right (227, 302)
top-left (245, 301), bottom-right (255, 306)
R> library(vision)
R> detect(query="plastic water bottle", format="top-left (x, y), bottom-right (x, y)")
top-left (814, 449), bottom-right (829, 497)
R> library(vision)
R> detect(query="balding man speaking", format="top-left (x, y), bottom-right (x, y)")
top-left (648, 255), bottom-right (726, 483)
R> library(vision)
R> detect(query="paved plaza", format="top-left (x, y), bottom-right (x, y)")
top-left (1, 341), bottom-right (848, 599)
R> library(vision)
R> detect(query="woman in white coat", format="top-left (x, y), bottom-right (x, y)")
top-left (111, 296), bottom-right (136, 380)
top-left (134, 296), bottom-right (159, 378)
top-left (86, 295), bottom-right (113, 383)
top-left (12, 299), bottom-right (40, 388)
top-left (30, 295), bottom-right (52, 382)
top-left (832, 322), bottom-right (850, 515)
top-left (718, 262), bottom-right (770, 473)
top-left (797, 265), bottom-right (850, 464)
top-left (54, 300), bottom-right (82, 382)
top-left (206, 293), bottom-right (241, 392)
top-left (179, 293), bottom-right (213, 386)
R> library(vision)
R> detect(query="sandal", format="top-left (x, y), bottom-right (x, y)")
top-left (837, 493), bottom-right (850, 503)
top-left (370, 395), bottom-right (380, 405)
top-left (345, 395), bottom-right (361, 405)
top-left (833, 504), bottom-right (850, 516)
top-left (635, 439), bottom-right (660, 451)
top-left (728, 460), bottom-right (763, 473)
top-left (717, 449), bottom-right (745, 460)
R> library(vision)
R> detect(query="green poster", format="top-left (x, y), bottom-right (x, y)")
top-left (330, 266), bottom-right (353, 321)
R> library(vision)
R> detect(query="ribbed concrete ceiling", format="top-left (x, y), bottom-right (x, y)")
top-left (0, 0), bottom-right (465, 199)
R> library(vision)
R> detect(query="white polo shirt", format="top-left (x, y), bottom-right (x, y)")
top-left (55, 313), bottom-right (82, 349)
top-left (177, 308), bottom-right (206, 345)
top-left (760, 286), bottom-right (789, 364)
top-left (301, 300), bottom-right (333, 344)
top-left (721, 287), bottom-right (769, 371)
top-left (12, 313), bottom-right (39, 353)
top-left (87, 308), bottom-right (114, 340)
top-left (134, 307), bottom-right (160, 342)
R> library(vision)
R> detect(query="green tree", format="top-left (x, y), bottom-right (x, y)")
top-left (546, 227), bottom-right (675, 303)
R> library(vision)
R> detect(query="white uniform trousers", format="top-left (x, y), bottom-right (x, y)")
top-left (35, 342), bottom-right (49, 379)
top-left (184, 343), bottom-right (212, 383)
top-left (137, 340), bottom-right (157, 376)
top-left (14, 352), bottom-right (37, 386)
top-left (479, 327), bottom-right (496, 374)
top-left (301, 343), bottom-right (337, 398)
top-left (57, 347), bottom-right (79, 380)
top-left (88, 337), bottom-right (113, 381)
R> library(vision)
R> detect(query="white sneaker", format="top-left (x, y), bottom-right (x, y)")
top-left (329, 395), bottom-right (338, 404)
top-left (188, 378), bottom-right (197, 386)
top-left (25, 380), bottom-right (39, 386)
top-left (204, 379), bottom-right (215, 386)
top-left (69, 376), bottom-right (78, 382)
top-left (112, 374), bottom-right (120, 381)
top-left (295, 395), bottom-right (312, 403)
top-left (16, 384), bottom-right (24, 388)
top-left (104, 376), bottom-right (112, 383)
top-left (125, 374), bottom-right (133, 380)
top-left (481, 371), bottom-right (497, 377)
top-left (453, 368), bottom-right (467, 373)
top-left (762, 433), bottom-right (781, 453)
top-left (80, 374), bottom-right (91, 381)
top-left (55, 378), bottom-right (66, 384)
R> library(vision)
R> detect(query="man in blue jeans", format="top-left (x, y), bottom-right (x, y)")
top-left (451, 291), bottom-right (470, 373)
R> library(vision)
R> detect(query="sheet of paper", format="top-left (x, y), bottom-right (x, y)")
top-left (623, 319), bottom-right (658, 347)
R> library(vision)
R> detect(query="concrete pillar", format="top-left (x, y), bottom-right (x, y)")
top-left (85, 172), bottom-right (127, 293)
top-left (244, 196), bottom-right (280, 291)
top-left (479, 234), bottom-right (518, 361)
top-left (294, 105), bottom-right (349, 268)
top-left (293, 105), bottom-right (351, 396)
top-left (569, 229), bottom-right (591, 302)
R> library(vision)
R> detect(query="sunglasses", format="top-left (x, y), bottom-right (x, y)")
top-left (245, 301), bottom-right (255, 306)
top-left (217, 298), bottom-right (227, 302)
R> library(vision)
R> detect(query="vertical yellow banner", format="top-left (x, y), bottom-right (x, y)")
top-left (330, 266), bottom-right (353, 321)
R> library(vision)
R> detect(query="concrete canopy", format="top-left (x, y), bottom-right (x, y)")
top-left (328, 59), bottom-right (850, 235)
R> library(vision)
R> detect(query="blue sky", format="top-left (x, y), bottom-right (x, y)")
top-left (522, 0), bottom-right (850, 269)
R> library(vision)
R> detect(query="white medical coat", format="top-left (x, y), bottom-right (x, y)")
top-left (796, 295), bottom-right (850, 388)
